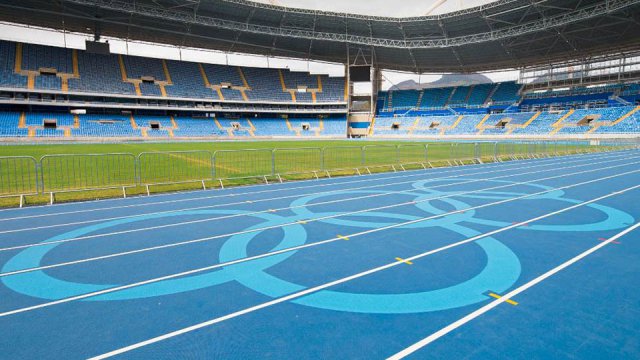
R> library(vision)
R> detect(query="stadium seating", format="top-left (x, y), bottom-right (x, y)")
top-left (0, 40), bottom-right (344, 104)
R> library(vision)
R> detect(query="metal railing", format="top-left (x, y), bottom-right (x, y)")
top-left (0, 140), bottom-right (636, 206)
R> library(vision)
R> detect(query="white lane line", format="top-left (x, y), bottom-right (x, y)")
top-left (387, 220), bottom-right (640, 360)
top-left (2, 162), bottom-right (639, 316)
top-left (87, 184), bottom-right (640, 360)
top-left (0, 151), bottom-right (619, 222)
top-left (0, 154), bottom-right (640, 262)
top-left (0, 152), bottom-right (628, 234)
top-left (3, 153), bottom-right (632, 251)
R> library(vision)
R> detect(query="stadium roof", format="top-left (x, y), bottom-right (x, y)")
top-left (1, 0), bottom-right (639, 73)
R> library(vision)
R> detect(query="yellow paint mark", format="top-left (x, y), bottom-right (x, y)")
top-left (316, 75), bottom-right (323, 92)
top-left (408, 117), bottom-right (421, 135)
top-left (475, 113), bottom-right (491, 130)
top-left (118, 55), bottom-right (128, 81)
top-left (552, 109), bottom-right (575, 128)
top-left (610, 105), bottom-right (640, 126)
top-left (162, 59), bottom-right (173, 84)
top-left (277, 69), bottom-right (287, 91)
top-left (14, 43), bottom-right (22, 73)
top-left (311, 92), bottom-right (317, 103)
top-left (63, 127), bottom-right (71, 137)
top-left (133, 82), bottom-right (142, 96)
top-left (237, 67), bottom-right (250, 88)
top-left (337, 235), bottom-right (349, 241)
top-left (488, 292), bottom-right (518, 306)
top-left (18, 112), bottom-right (26, 128)
top-left (290, 91), bottom-right (297, 103)
top-left (240, 89), bottom-right (249, 101)
top-left (27, 127), bottom-right (35, 137)
top-left (26, 73), bottom-right (35, 89)
top-left (247, 119), bottom-right (256, 131)
top-left (167, 128), bottom-right (174, 138)
top-left (395, 257), bottom-right (413, 265)
top-left (366, 116), bottom-right (376, 136)
top-left (73, 114), bottom-right (79, 128)
top-left (450, 115), bottom-right (464, 130)
top-left (170, 116), bottom-right (178, 129)
top-left (72, 49), bottom-right (80, 77)
top-left (140, 127), bottom-right (148, 138)
top-left (129, 115), bottom-right (138, 129)
top-left (60, 77), bottom-right (69, 92)
top-left (198, 63), bottom-right (211, 87)
top-left (159, 84), bottom-right (167, 97)
top-left (214, 117), bottom-right (224, 130)
top-left (216, 88), bottom-right (225, 101)
top-left (285, 118), bottom-right (293, 131)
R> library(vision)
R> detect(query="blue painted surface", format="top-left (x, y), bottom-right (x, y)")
top-left (0, 150), bottom-right (639, 359)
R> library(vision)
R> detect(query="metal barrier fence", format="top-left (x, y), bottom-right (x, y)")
top-left (139, 150), bottom-right (213, 187)
top-left (0, 140), bottom-right (637, 205)
top-left (40, 153), bottom-right (137, 193)
top-left (0, 156), bottom-right (39, 198)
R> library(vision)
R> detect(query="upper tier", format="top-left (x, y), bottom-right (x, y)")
top-left (0, 41), bottom-right (346, 104)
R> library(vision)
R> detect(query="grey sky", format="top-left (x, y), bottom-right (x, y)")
top-left (253, 0), bottom-right (494, 17)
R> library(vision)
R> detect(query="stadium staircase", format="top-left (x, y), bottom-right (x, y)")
top-left (475, 114), bottom-right (492, 134)
top-left (439, 115), bottom-right (464, 135)
top-left (505, 111), bottom-right (541, 135)
top-left (408, 117), bottom-right (421, 135)
top-left (284, 117), bottom-right (301, 136)
top-left (484, 83), bottom-right (499, 105)
top-left (18, 112), bottom-right (26, 128)
top-left (550, 109), bottom-right (576, 135)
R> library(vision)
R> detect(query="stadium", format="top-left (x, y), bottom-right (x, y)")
top-left (0, 0), bottom-right (639, 358)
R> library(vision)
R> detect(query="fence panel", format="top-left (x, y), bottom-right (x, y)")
top-left (213, 149), bottom-right (273, 180)
top-left (397, 144), bottom-right (427, 164)
top-left (426, 143), bottom-right (452, 163)
top-left (476, 142), bottom-right (497, 160)
top-left (138, 151), bottom-right (213, 185)
top-left (274, 148), bottom-right (322, 174)
top-left (40, 153), bottom-right (136, 193)
top-left (452, 142), bottom-right (476, 162)
top-left (322, 146), bottom-right (363, 170)
top-left (363, 145), bottom-right (398, 166)
top-left (0, 156), bottom-right (38, 196)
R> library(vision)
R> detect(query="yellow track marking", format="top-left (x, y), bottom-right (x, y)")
top-left (395, 257), bottom-right (413, 265)
top-left (488, 292), bottom-right (518, 306)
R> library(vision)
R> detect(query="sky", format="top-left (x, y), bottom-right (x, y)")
top-left (252, 0), bottom-right (494, 17)
top-left (0, 19), bottom-right (518, 90)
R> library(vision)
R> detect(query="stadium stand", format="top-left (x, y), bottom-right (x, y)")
top-left (0, 40), bottom-right (345, 104)
top-left (2, 39), bottom-right (640, 139)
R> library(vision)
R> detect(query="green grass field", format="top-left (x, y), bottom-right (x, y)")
top-left (0, 139), bottom-right (617, 208)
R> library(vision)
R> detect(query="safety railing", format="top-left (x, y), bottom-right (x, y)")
top-left (0, 140), bottom-right (636, 206)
